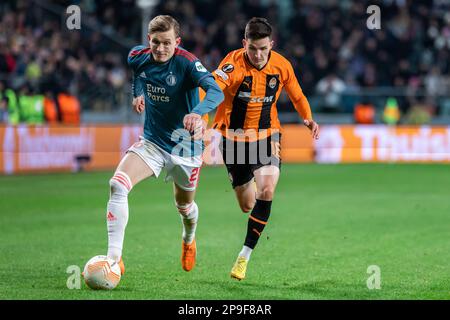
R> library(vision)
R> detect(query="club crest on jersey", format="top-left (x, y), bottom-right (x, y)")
top-left (268, 77), bottom-right (277, 89)
top-left (166, 73), bottom-right (177, 86)
top-left (222, 64), bottom-right (234, 73)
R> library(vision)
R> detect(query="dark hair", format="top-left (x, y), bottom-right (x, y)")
top-left (244, 17), bottom-right (272, 40)
top-left (148, 15), bottom-right (180, 37)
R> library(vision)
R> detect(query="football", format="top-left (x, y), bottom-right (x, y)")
top-left (83, 255), bottom-right (121, 290)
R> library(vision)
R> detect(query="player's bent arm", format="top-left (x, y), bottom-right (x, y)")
top-left (283, 61), bottom-right (313, 121)
top-left (197, 71), bottom-right (229, 128)
top-left (131, 72), bottom-right (144, 98)
top-left (283, 62), bottom-right (319, 139)
top-left (286, 84), bottom-right (319, 139)
top-left (285, 80), bottom-right (313, 121)
top-left (191, 76), bottom-right (224, 116)
top-left (130, 72), bottom-right (145, 113)
top-left (128, 45), bottom-right (149, 113)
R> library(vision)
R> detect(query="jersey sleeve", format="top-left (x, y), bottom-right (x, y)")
top-left (191, 75), bottom-right (224, 115)
top-left (199, 88), bottom-right (210, 126)
top-left (131, 73), bottom-right (144, 98)
top-left (186, 58), bottom-right (224, 115)
top-left (127, 45), bottom-right (151, 71)
top-left (128, 45), bottom-right (150, 98)
top-left (283, 60), bottom-right (313, 120)
top-left (211, 52), bottom-right (235, 90)
top-left (188, 59), bottom-right (214, 87)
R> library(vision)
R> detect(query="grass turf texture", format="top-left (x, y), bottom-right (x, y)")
top-left (0, 164), bottom-right (449, 300)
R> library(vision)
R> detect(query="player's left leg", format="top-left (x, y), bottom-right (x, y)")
top-left (231, 165), bottom-right (280, 280)
top-left (167, 163), bottom-right (201, 272)
top-left (107, 151), bottom-right (157, 274)
top-left (245, 165), bottom-right (280, 252)
top-left (231, 133), bottom-right (282, 280)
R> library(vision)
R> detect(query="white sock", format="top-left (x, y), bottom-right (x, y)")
top-left (107, 171), bottom-right (131, 262)
top-left (239, 245), bottom-right (253, 260)
top-left (177, 202), bottom-right (198, 245)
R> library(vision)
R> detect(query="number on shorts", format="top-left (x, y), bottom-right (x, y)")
top-left (189, 167), bottom-right (200, 184)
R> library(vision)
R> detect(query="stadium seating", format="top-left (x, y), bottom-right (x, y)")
top-left (0, 0), bottom-right (449, 124)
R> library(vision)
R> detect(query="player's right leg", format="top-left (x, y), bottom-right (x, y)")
top-left (230, 134), bottom-right (281, 280)
top-left (226, 166), bottom-right (261, 280)
top-left (220, 136), bottom-right (257, 213)
top-left (234, 179), bottom-right (257, 213)
top-left (165, 157), bottom-right (202, 272)
top-left (173, 182), bottom-right (198, 272)
top-left (106, 151), bottom-right (154, 273)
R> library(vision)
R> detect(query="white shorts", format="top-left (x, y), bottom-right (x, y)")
top-left (127, 137), bottom-right (202, 191)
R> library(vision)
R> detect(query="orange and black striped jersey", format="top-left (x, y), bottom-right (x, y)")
top-left (209, 48), bottom-right (313, 141)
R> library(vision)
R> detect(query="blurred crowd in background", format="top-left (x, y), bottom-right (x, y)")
top-left (1, 0), bottom-right (450, 125)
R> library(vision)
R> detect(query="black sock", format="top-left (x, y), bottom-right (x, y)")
top-left (244, 199), bottom-right (272, 249)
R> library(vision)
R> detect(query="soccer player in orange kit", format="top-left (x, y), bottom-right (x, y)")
top-left (204, 17), bottom-right (319, 280)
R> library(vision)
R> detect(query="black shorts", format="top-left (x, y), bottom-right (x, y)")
top-left (219, 133), bottom-right (281, 188)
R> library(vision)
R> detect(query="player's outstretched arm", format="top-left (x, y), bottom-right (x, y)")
top-left (191, 76), bottom-right (224, 115)
top-left (185, 75), bottom-right (224, 139)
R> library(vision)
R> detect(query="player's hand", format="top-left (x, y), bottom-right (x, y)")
top-left (303, 119), bottom-right (319, 140)
top-left (132, 95), bottom-right (145, 114)
top-left (191, 118), bottom-right (207, 140)
top-left (183, 113), bottom-right (202, 136)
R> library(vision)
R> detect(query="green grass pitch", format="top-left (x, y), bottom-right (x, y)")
top-left (0, 164), bottom-right (449, 300)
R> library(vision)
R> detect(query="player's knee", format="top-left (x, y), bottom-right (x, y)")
top-left (109, 172), bottom-right (132, 197)
top-left (239, 199), bottom-right (255, 213)
top-left (257, 185), bottom-right (275, 201)
top-left (240, 204), bottom-right (253, 213)
top-left (176, 201), bottom-right (195, 217)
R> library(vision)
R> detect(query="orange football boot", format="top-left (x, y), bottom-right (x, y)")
top-left (181, 239), bottom-right (196, 271)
